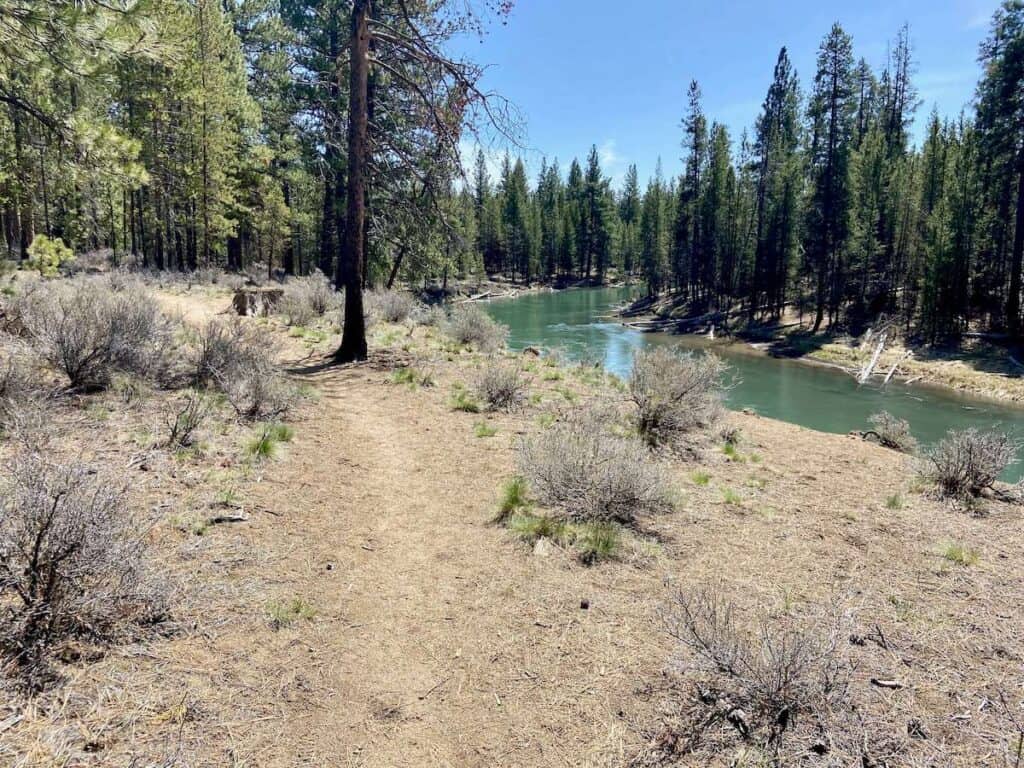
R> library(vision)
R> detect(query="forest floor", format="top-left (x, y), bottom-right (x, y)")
top-left (625, 293), bottom-right (1024, 403)
top-left (5, 284), bottom-right (1024, 767)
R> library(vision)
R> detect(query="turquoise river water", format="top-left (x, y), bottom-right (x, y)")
top-left (482, 285), bottom-right (1024, 481)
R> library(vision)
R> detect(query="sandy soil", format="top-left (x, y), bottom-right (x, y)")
top-left (4, 287), bottom-right (1024, 767)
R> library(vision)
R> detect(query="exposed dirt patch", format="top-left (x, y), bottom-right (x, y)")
top-left (4, 288), bottom-right (1024, 767)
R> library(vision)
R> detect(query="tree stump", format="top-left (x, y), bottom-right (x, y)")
top-left (232, 287), bottom-right (284, 317)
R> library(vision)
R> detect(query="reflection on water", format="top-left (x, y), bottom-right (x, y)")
top-left (483, 285), bottom-right (1024, 481)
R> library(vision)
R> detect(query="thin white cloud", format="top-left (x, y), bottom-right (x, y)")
top-left (598, 139), bottom-right (628, 187)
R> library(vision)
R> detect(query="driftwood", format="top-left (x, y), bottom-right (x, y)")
top-left (458, 289), bottom-right (519, 303)
top-left (857, 330), bottom-right (888, 385)
top-left (233, 286), bottom-right (284, 316)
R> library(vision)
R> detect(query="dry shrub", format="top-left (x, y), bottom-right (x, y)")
top-left (517, 408), bottom-right (673, 525)
top-left (413, 303), bottom-right (447, 327)
top-left (193, 318), bottom-right (293, 420)
top-left (0, 453), bottom-right (162, 685)
top-left (0, 337), bottom-right (45, 425)
top-left (192, 317), bottom-right (264, 387)
top-left (222, 366), bottom-right (295, 421)
top-left (17, 278), bottom-right (175, 390)
top-left (444, 304), bottom-right (508, 352)
top-left (279, 272), bottom-right (340, 326)
top-left (924, 427), bottom-right (1018, 501)
top-left (866, 411), bottom-right (917, 454)
top-left (164, 390), bottom-right (212, 448)
top-left (638, 589), bottom-right (859, 766)
top-left (474, 360), bottom-right (526, 411)
top-left (629, 347), bottom-right (726, 448)
top-left (367, 289), bottom-right (418, 323)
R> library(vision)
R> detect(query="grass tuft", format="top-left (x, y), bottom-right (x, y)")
top-left (691, 471), bottom-right (711, 486)
top-left (721, 487), bottom-right (743, 506)
top-left (266, 598), bottom-right (317, 629)
top-left (474, 421), bottom-right (498, 438)
top-left (941, 543), bottom-right (979, 566)
top-left (449, 387), bottom-right (482, 413)
top-left (495, 476), bottom-right (530, 522)
top-left (246, 422), bottom-right (294, 460)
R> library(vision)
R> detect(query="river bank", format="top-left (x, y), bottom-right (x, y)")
top-left (4, 281), bottom-right (1024, 766)
top-left (619, 293), bottom-right (1024, 404)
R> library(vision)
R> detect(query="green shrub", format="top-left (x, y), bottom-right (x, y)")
top-left (26, 235), bottom-right (74, 277)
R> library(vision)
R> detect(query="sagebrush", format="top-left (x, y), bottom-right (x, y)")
top-left (193, 318), bottom-right (294, 419)
top-left (518, 409), bottom-right (673, 524)
top-left (17, 278), bottom-right (175, 390)
top-left (368, 289), bottom-right (418, 323)
top-left (279, 272), bottom-right (340, 326)
top-left (0, 454), bottom-right (162, 684)
top-left (629, 347), bottom-right (726, 448)
top-left (866, 411), bottom-right (917, 454)
top-left (444, 304), bottom-right (508, 352)
top-left (636, 589), bottom-right (860, 765)
top-left (924, 427), bottom-right (1018, 501)
top-left (475, 360), bottom-right (526, 410)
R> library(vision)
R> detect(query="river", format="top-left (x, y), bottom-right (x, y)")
top-left (482, 285), bottom-right (1024, 481)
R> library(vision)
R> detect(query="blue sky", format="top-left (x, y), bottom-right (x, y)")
top-left (456, 0), bottom-right (1002, 187)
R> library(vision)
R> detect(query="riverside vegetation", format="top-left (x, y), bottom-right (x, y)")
top-left (2, 268), bottom-right (1024, 765)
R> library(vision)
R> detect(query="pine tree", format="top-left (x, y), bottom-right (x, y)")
top-left (976, 0), bottom-right (1024, 336)
top-left (752, 47), bottom-right (802, 320)
top-left (805, 23), bottom-right (857, 331)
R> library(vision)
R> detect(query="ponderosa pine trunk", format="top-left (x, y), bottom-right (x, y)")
top-left (334, 0), bottom-right (370, 363)
top-left (1006, 149), bottom-right (1024, 338)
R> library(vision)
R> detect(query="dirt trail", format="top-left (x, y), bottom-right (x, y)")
top-left (188, 356), bottom-right (657, 767)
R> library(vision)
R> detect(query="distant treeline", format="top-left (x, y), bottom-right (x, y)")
top-left (5, 3), bottom-right (1024, 341)
top-left (462, 12), bottom-right (1024, 341)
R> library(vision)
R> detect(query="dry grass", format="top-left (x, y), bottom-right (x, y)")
top-left (4, 287), bottom-right (1024, 767)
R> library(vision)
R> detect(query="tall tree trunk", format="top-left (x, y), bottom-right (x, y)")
top-left (1007, 151), bottom-right (1024, 338)
top-left (319, 13), bottom-right (342, 279)
top-left (386, 243), bottom-right (407, 289)
top-left (282, 179), bottom-right (295, 275)
top-left (334, 0), bottom-right (370, 363)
